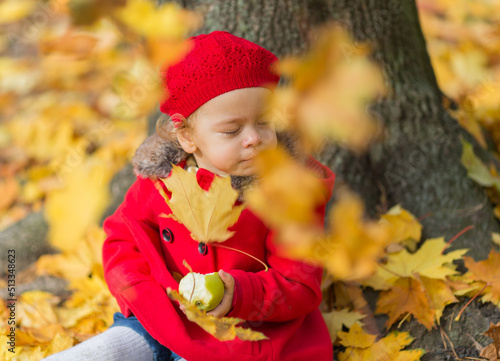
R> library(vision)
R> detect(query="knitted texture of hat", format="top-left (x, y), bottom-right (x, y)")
top-left (159, 31), bottom-right (280, 124)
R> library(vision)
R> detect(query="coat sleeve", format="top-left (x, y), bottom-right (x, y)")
top-left (226, 204), bottom-right (327, 323)
top-left (102, 177), bottom-right (178, 317)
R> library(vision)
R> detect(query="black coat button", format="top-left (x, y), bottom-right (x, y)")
top-left (198, 242), bottom-right (207, 255)
top-left (162, 228), bottom-right (173, 243)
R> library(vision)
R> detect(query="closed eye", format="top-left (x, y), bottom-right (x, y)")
top-left (221, 128), bottom-right (240, 136)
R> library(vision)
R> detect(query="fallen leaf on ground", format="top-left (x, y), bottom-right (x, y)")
top-left (479, 322), bottom-right (500, 360)
top-left (464, 250), bottom-right (500, 306)
top-left (337, 323), bottom-right (425, 361)
top-left (321, 308), bottom-right (364, 343)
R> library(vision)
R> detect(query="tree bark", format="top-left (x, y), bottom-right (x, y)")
top-left (326, 0), bottom-right (500, 260)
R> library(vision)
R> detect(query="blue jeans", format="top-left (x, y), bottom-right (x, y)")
top-left (110, 312), bottom-right (183, 361)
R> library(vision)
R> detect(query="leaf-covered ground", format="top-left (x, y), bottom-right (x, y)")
top-left (0, 0), bottom-right (500, 360)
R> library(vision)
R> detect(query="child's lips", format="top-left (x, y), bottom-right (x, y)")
top-left (241, 152), bottom-right (259, 162)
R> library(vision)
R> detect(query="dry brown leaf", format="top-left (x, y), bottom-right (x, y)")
top-left (480, 343), bottom-right (498, 361)
top-left (480, 322), bottom-right (500, 360)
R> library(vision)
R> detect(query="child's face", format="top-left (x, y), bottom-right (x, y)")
top-left (178, 87), bottom-right (277, 177)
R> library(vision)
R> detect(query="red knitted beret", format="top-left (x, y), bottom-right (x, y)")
top-left (159, 31), bottom-right (280, 126)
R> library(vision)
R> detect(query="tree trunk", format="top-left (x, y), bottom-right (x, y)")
top-left (327, 0), bottom-right (500, 260)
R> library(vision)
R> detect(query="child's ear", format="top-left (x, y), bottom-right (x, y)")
top-left (176, 128), bottom-right (198, 154)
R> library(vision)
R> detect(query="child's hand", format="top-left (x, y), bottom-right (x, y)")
top-left (207, 270), bottom-right (234, 318)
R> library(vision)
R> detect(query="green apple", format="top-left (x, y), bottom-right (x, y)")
top-left (179, 272), bottom-right (224, 311)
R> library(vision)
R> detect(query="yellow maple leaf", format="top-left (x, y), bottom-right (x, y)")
top-left (337, 323), bottom-right (376, 349)
top-left (375, 275), bottom-right (457, 330)
top-left (245, 147), bottom-right (326, 226)
top-left (364, 237), bottom-right (467, 290)
top-left (380, 204), bottom-right (422, 251)
top-left (376, 277), bottom-right (434, 330)
top-left (167, 288), bottom-right (267, 342)
top-left (362, 237), bottom-right (465, 329)
top-left (463, 250), bottom-right (500, 306)
top-left (420, 276), bottom-right (458, 323)
top-left (321, 308), bottom-right (365, 343)
top-left (157, 165), bottom-right (245, 243)
top-left (338, 324), bottom-right (425, 361)
top-left (368, 332), bottom-right (425, 361)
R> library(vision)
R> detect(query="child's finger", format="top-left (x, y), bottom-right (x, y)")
top-left (218, 270), bottom-right (234, 288)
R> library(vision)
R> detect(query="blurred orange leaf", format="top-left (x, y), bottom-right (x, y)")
top-left (280, 190), bottom-right (392, 281)
top-left (0, 177), bottom-right (18, 212)
top-left (272, 25), bottom-right (385, 152)
top-left (245, 147), bottom-right (326, 226)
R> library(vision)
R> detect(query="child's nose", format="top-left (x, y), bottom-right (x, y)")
top-left (242, 127), bottom-right (262, 148)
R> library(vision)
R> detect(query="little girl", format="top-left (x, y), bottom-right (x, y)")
top-left (44, 31), bottom-right (336, 361)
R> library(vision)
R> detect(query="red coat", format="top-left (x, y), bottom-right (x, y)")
top-left (102, 134), bottom-right (336, 361)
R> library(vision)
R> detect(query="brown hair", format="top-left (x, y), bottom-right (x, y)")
top-left (156, 109), bottom-right (200, 147)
